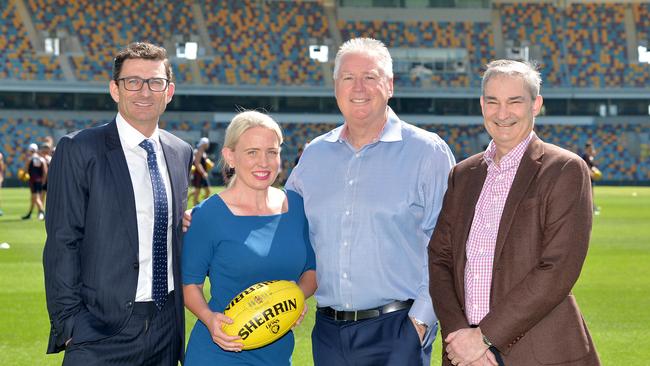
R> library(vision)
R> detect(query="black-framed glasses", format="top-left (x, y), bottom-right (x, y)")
top-left (116, 77), bottom-right (169, 92)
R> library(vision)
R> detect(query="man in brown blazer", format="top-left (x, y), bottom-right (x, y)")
top-left (428, 60), bottom-right (600, 366)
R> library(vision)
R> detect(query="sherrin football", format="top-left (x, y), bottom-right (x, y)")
top-left (222, 280), bottom-right (305, 350)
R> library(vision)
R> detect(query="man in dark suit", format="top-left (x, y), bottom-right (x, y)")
top-left (43, 42), bottom-right (192, 365)
top-left (428, 60), bottom-right (600, 366)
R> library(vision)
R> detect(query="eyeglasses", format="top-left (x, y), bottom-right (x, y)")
top-left (116, 77), bottom-right (170, 92)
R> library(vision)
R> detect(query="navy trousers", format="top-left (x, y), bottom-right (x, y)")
top-left (62, 293), bottom-right (180, 366)
top-left (312, 308), bottom-right (432, 366)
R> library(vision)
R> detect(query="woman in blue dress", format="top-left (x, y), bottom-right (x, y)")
top-left (182, 111), bottom-right (317, 365)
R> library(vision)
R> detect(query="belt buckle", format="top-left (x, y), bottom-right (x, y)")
top-left (333, 309), bottom-right (358, 321)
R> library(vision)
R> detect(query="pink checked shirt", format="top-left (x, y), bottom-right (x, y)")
top-left (464, 132), bottom-right (534, 325)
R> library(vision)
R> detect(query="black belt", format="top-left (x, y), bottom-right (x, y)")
top-left (318, 299), bottom-right (414, 321)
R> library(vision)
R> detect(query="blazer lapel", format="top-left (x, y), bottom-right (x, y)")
top-left (493, 136), bottom-right (544, 266)
top-left (105, 120), bottom-right (139, 252)
top-left (456, 155), bottom-right (488, 305)
top-left (159, 132), bottom-right (184, 228)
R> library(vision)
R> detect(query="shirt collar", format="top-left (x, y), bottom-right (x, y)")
top-left (483, 131), bottom-right (535, 170)
top-left (324, 106), bottom-right (403, 144)
top-left (115, 113), bottom-right (162, 152)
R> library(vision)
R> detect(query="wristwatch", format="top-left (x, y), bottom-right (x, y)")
top-left (482, 333), bottom-right (494, 348)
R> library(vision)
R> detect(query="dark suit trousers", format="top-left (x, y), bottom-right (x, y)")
top-left (62, 292), bottom-right (180, 366)
top-left (312, 308), bottom-right (431, 366)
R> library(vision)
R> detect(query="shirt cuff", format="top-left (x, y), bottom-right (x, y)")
top-left (408, 299), bottom-right (437, 328)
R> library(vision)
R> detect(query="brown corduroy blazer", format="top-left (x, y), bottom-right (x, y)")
top-left (429, 135), bottom-right (600, 366)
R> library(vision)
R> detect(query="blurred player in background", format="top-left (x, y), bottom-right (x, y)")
top-left (40, 140), bottom-right (53, 204)
top-left (22, 143), bottom-right (47, 220)
top-left (0, 151), bottom-right (5, 216)
top-left (191, 136), bottom-right (212, 205)
top-left (582, 141), bottom-right (601, 214)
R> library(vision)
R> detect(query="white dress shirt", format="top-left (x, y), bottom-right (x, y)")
top-left (116, 113), bottom-right (174, 302)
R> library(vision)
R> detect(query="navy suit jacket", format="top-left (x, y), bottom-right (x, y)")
top-left (43, 120), bottom-right (192, 361)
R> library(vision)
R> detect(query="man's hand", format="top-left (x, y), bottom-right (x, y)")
top-left (445, 327), bottom-right (488, 366)
top-left (409, 317), bottom-right (427, 344)
top-left (182, 209), bottom-right (192, 232)
top-left (468, 351), bottom-right (498, 366)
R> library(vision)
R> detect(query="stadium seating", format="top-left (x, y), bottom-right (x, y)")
top-left (1, 116), bottom-right (646, 183)
top-left (564, 3), bottom-right (629, 87)
top-left (1, 2), bottom-right (649, 183)
top-left (499, 2), bottom-right (650, 88)
top-left (0, 117), bottom-right (60, 176)
top-left (27, 0), bottom-right (198, 82)
top-left (339, 19), bottom-right (493, 87)
top-left (498, 2), bottom-right (565, 87)
top-left (628, 3), bottom-right (650, 86)
top-left (536, 123), bottom-right (649, 182)
top-left (198, 0), bottom-right (328, 86)
top-left (0, 1), bottom-right (646, 88)
top-left (0, 0), bottom-right (63, 80)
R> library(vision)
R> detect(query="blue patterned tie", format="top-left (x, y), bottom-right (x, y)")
top-left (139, 139), bottom-right (168, 310)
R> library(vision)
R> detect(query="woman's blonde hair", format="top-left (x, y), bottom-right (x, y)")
top-left (221, 110), bottom-right (283, 187)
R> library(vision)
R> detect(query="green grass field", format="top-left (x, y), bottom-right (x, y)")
top-left (0, 186), bottom-right (648, 365)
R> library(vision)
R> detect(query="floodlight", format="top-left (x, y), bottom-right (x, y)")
top-left (177, 42), bottom-right (198, 60)
top-left (638, 46), bottom-right (650, 64)
top-left (185, 42), bottom-right (198, 60)
top-left (45, 37), bottom-right (59, 56)
top-left (309, 45), bottom-right (328, 63)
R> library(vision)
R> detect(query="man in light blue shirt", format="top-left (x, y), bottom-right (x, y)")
top-left (286, 37), bottom-right (455, 366)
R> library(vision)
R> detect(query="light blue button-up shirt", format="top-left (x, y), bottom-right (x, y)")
top-left (286, 107), bottom-right (455, 332)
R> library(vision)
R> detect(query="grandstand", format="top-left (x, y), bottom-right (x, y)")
top-left (1, 0), bottom-right (649, 185)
